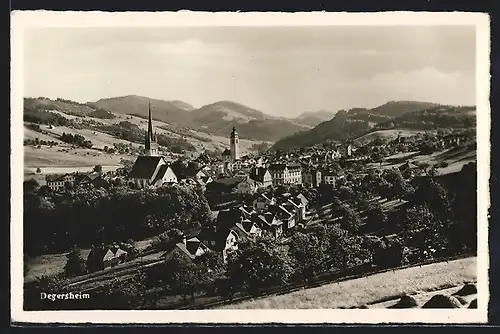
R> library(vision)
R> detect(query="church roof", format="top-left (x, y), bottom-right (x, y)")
top-left (128, 156), bottom-right (165, 179)
top-left (152, 164), bottom-right (175, 184)
top-left (222, 149), bottom-right (231, 156)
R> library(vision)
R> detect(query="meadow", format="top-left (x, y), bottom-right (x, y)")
top-left (219, 257), bottom-right (476, 309)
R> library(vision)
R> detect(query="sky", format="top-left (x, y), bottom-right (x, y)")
top-left (23, 26), bottom-right (476, 118)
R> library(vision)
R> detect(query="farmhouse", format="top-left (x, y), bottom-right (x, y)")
top-left (86, 243), bottom-right (128, 273)
top-left (45, 173), bottom-right (76, 191)
top-left (163, 236), bottom-right (210, 263)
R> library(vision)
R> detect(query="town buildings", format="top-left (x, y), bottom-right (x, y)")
top-left (268, 163), bottom-right (302, 186)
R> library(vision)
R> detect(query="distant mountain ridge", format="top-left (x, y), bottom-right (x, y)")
top-left (271, 101), bottom-right (476, 150)
top-left (293, 110), bottom-right (338, 127)
top-left (25, 95), bottom-right (310, 142)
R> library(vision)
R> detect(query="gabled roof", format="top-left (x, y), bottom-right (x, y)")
top-left (249, 167), bottom-right (270, 183)
top-left (217, 208), bottom-right (243, 228)
top-left (222, 149), bottom-right (231, 156)
top-left (152, 164), bottom-right (176, 184)
top-left (46, 173), bottom-right (75, 182)
top-left (295, 193), bottom-right (309, 206)
top-left (214, 177), bottom-right (242, 186)
top-left (254, 212), bottom-right (282, 227)
top-left (169, 238), bottom-right (208, 261)
top-left (268, 163), bottom-right (287, 171)
top-left (128, 156), bottom-right (165, 179)
top-left (239, 205), bottom-right (255, 215)
top-left (102, 246), bottom-right (128, 262)
top-left (234, 220), bottom-right (261, 238)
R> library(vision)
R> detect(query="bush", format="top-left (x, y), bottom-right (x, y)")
top-left (64, 249), bottom-right (87, 277)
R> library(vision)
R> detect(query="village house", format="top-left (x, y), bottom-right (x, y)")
top-left (86, 243), bottom-right (128, 273)
top-left (253, 212), bottom-right (283, 238)
top-left (76, 171), bottom-right (107, 189)
top-left (223, 220), bottom-right (262, 261)
top-left (268, 163), bottom-right (302, 186)
top-left (45, 173), bottom-right (76, 191)
top-left (302, 167), bottom-right (322, 187)
top-left (209, 210), bottom-right (262, 262)
top-left (163, 236), bottom-right (210, 263)
top-left (252, 192), bottom-right (276, 212)
top-left (236, 178), bottom-right (258, 195)
top-left (273, 203), bottom-right (297, 231)
top-left (239, 205), bottom-right (255, 220)
top-left (287, 196), bottom-right (306, 221)
top-left (221, 149), bottom-right (232, 163)
top-left (249, 166), bottom-right (273, 188)
top-left (398, 160), bottom-right (421, 180)
top-left (322, 170), bottom-right (338, 186)
top-left (342, 144), bottom-right (353, 158)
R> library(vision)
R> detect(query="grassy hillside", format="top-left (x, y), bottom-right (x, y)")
top-left (90, 96), bottom-right (309, 142)
top-left (353, 129), bottom-right (430, 146)
top-left (374, 105), bottom-right (476, 131)
top-left (23, 98), bottom-right (262, 170)
top-left (272, 102), bottom-right (476, 150)
top-left (219, 257), bottom-right (476, 309)
top-left (89, 95), bottom-right (195, 126)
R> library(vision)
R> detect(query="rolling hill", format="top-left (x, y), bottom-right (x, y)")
top-left (90, 96), bottom-right (310, 142)
top-left (293, 110), bottom-right (337, 127)
top-left (88, 95), bottom-right (195, 125)
top-left (23, 98), bottom-right (264, 170)
top-left (271, 101), bottom-right (476, 151)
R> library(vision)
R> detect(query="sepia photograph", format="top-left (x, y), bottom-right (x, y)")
top-left (11, 11), bottom-right (490, 324)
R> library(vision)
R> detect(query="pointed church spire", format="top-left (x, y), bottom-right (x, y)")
top-left (148, 100), bottom-right (155, 140)
top-left (144, 100), bottom-right (158, 156)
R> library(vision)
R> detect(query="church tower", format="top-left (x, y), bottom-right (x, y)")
top-left (144, 101), bottom-right (159, 156)
top-left (230, 126), bottom-right (240, 162)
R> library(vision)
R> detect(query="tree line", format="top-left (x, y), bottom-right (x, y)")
top-left (23, 184), bottom-right (212, 257)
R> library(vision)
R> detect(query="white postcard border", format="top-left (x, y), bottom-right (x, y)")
top-left (10, 10), bottom-right (490, 324)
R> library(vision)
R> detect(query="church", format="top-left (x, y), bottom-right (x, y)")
top-left (128, 102), bottom-right (178, 189)
top-left (221, 126), bottom-right (241, 169)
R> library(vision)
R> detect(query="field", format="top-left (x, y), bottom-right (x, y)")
top-left (23, 109), bottom-right (262, 170)
top-left (219, 257), bottom-right (476, 309)
top-left (24, 237), bottom-right (156, 284)
top-left (23, 145), bottom-right (134, 168)
top-left (354, 129), bottom-right (430, 146)
top-left (39, 111), bottom-right (261, 155)
top-left (365, 144), bottom-right (476, 176)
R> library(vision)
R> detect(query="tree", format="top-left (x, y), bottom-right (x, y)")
top-left (288, 232), bottom-right (327, 281)
top-left (338, 186), bottom-right (355, 202)
top-left (64, 249), bottom-right (87, 277)
top-left (164, 251), bottom-right (207, 302)
top-left (411, 177), bottom-right (452, 219)
top-left (338, 204), bottom-right (361, 233)
top-left (332, 235), bottom-right (371, 272)
top-left (384, 168), bottom-right (413, 200)
top-left (93, 165), bottom-right (103, 173)
top-left (36, 167), bottom-right (42, 173)
top-left (399, 204), bottom-right (450, 259)
top-left (365, 202), bottom-right (387, 229)
top-left (24, 179), bottom-right (40, 195)
top-left (226, 236), bottom-right (293, 295)
top-left (100, 272), bottom-right (147, 309)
